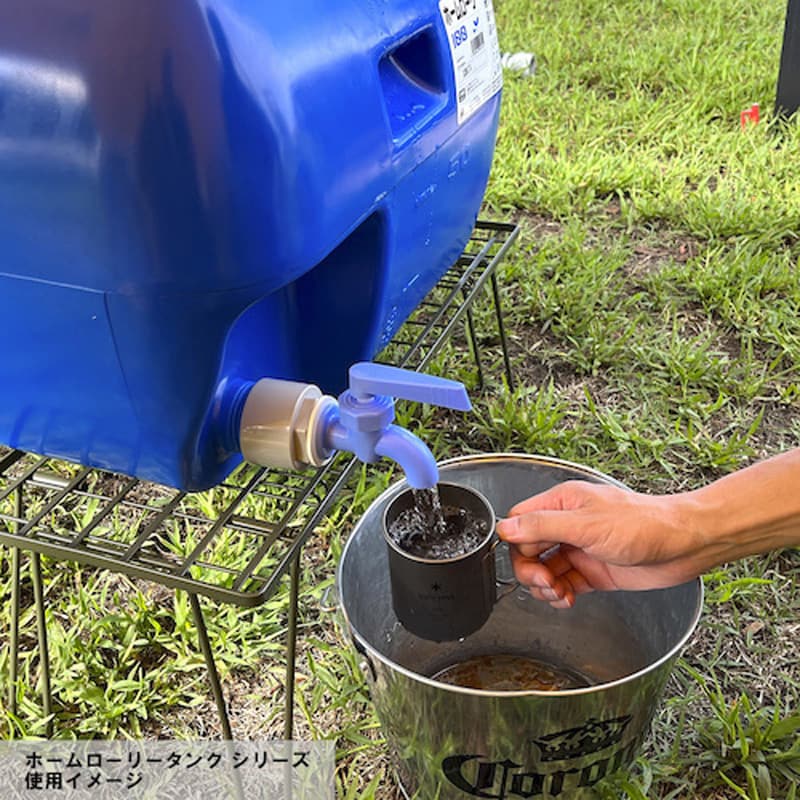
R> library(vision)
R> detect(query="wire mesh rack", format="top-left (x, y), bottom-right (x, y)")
top-left (0, 221), bottom-right (519, 611)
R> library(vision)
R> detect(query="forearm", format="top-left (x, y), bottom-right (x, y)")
top-left (673, 448), bottom-right (800, 570)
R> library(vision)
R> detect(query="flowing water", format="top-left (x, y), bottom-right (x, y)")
top-left (410, 486), bottom-right (448, 539)
top-left (387, 486), bottom-right (490, 559)
top-left (432, 654), bottom-right (593, 692)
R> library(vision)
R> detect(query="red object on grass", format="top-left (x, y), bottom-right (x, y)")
top-left (740, 103), bottom-right (760, 128)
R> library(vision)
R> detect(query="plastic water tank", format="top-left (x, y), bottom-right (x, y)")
top-left (0, 0), bottom-right (502, 490)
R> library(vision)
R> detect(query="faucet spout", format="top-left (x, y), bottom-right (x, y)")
top-left (314, 363), bottom-right (466, 488)
top-left (374, 424), bottom-right (438, 489)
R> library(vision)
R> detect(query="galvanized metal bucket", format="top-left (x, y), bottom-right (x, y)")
top-left (337, 454), bottom-right (703, 799)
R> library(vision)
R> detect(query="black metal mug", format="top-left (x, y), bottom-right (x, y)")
top-left (383, 482), bottom-right (512, 642)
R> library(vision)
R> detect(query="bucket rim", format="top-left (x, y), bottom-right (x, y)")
top-left (337, 452), bottom-right (704, 698)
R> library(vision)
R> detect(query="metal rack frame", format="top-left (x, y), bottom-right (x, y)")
top-left (0, 220), bottom-right (518, 739)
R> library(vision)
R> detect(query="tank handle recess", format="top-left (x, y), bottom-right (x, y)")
top-left (238, 362), bottom-right (471, 489)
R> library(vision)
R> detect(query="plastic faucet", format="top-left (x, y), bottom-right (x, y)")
top-left (237, 362), bottom-right (471, 488)
top-left (321, 363), bottom-right (472, 489)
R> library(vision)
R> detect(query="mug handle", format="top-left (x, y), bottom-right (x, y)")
top-left (489, 535), bottom-right (520, 599)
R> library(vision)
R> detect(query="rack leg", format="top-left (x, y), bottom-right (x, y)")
top-left (284, 550), bottom-right (301, 741)
top-left (8, 486), bottom-right (24, 722)
top-left (490, 271), bottom-right (515, 391)
top-left (188, 592), bottom-right (233, 740)
top-left (30, 552), bottom-right (53, 736)
top-left (462, 294), bottom-right (485, 391)
top-left (9, 546), bottom-right (20, 720)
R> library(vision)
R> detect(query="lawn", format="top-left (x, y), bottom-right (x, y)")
top-left (2, 0), bottom-right (800, 798)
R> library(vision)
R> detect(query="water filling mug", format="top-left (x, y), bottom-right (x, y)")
top-left (383, 482), bottom-right (515, 641)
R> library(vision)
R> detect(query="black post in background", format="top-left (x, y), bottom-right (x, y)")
top-left (776, 0), bottom-right (800, 117)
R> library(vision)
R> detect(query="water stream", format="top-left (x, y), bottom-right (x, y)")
top-left (388, 486), bottom-right (489, 559)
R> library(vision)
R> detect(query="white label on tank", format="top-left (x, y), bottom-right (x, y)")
top-left (439, 0), bottom-right (502, 124)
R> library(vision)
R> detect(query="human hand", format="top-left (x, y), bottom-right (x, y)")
top-left (495, 480), bottom-right (706, 609)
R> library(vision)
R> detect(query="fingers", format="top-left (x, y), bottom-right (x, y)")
top-left (515, 541), bottom-right (559, 559)
top-left (498, 481), bottom-right (627, 551)
top-left (497, 482), bottom-right (634, 608)
top-left (506, 481), bottom-right (595, 516)
top-left (509, 546), bottom-right (559, 590)
top-left (511, 548), bottom-right (594, 597)
top-left (497, 510), bottom-right (587, 551)
top-left (509, 545), bottom-right (595, 609)
top-left (497, 484), bottom-right (592, 546)
top-left (530, 585), bottom-right (576, 610)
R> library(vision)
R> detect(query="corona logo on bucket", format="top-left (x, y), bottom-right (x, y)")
top-left (441, 716), bottom-right (637, 798)
top-left (532, 715), bottom-right (632, 761)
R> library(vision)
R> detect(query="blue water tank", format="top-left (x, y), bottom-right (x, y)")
top-left (0, 0), bottom-right (502, 490)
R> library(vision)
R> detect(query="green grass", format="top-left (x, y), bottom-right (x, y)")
top-left (3, 0), bottom-right (800, 797)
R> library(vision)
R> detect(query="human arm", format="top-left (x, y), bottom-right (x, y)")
top-left (495, 448), bottom-right (800, 608)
